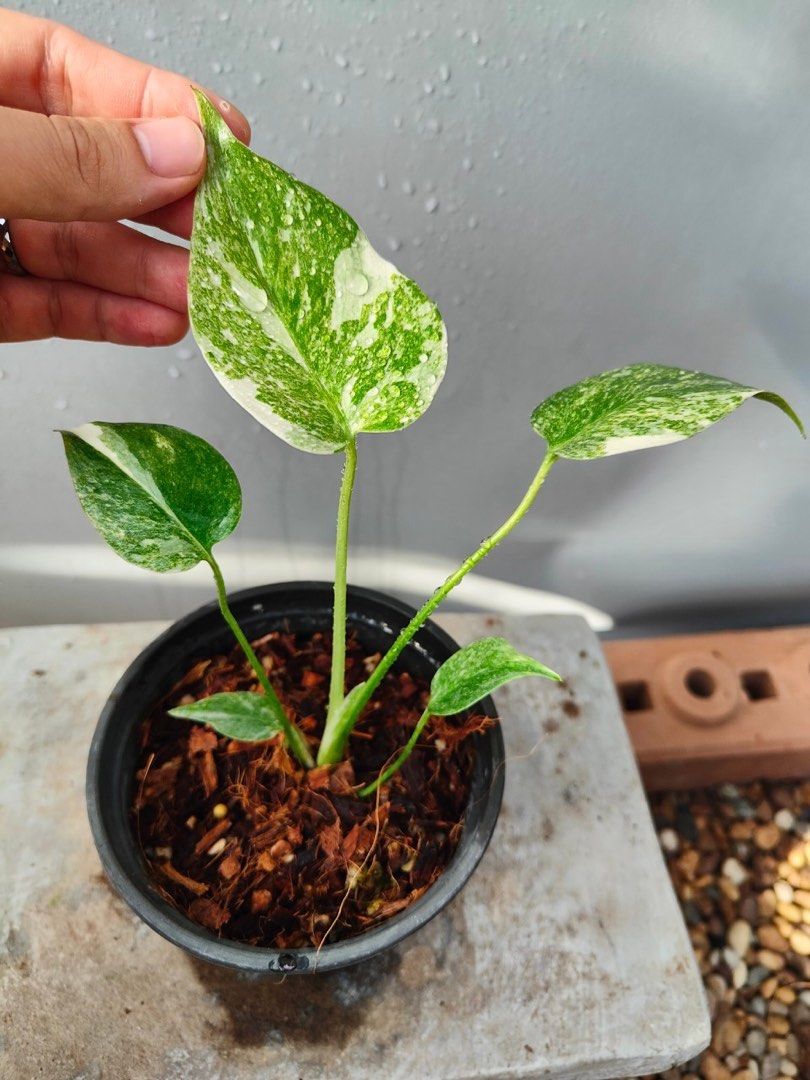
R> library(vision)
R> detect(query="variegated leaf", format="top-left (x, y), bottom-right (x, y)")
top-left (169, 691), bottom-right (282, 742)
top-left (189, 91), bottom-right (447, 454)
top-left (61, 422), bottom-right (241, 572)
top-left (531, 364), bottom-right (803, 460)
top-left (428, 636), bottom-right (560, 717)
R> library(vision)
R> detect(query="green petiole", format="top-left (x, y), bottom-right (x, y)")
top-left (317, 450), bottom-right (558, 764)
top-left (208, 556), bottom-right (314, 768)
top-left (322, 438), bottom-right (358, 746)
top-left (358, 706), bottom-right (433, 797)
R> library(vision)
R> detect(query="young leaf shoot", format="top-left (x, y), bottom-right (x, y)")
top-left (360, 637), bottom-right (561, 796)
top-left (61, 422), bottom-right (312, 767)
top-left (169, 692), bottom-right (285, 743)
top-left (335, 364), bottom-right (802, 749)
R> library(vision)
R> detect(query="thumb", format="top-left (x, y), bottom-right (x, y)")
top-left (0, 105), bottom-right (205, 222)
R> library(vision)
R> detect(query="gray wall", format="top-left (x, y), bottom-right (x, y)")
top-left (2, 0), bottom-right (808, 628)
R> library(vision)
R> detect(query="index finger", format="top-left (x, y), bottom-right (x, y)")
top-left (0, 9), bottom-right (250, 142)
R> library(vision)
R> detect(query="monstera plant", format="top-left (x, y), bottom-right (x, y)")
top-left (60, 93), bottom-right (802, 959)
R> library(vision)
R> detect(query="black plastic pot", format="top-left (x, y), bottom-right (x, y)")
top-left (87, 582), bottom-right (505, 975)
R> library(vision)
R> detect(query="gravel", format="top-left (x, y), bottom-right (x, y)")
top-left (631, 778), bottom-right (810, 1080)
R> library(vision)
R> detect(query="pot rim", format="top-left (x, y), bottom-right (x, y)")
top-left (87, 581), bottom-right (505, 974)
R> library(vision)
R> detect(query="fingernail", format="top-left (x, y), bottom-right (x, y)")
top-left (134, 116), bottom-right (205, 178)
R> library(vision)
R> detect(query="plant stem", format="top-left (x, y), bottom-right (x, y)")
top-left (320, 450), bottom-right (558, 763)
top-left (321, 439), bottom-right (358, 744)
top-left (207, 556), bottom-right (314, 768)
top-left (358, 706), bottom-right (432, 797)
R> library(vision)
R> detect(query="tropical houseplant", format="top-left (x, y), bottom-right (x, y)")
top-left (63, 93), bottom-right (802, 973)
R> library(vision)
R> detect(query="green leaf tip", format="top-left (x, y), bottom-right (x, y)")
top-left (189, 91), bottom-right (447, 454)
top-left (428, 636), bottom-right (561, 717)
top-left (530, 363), bottom-right (803, 461)
top-left (60, 421), bottom-right (241, 573)
top-left (169, 691), bottom-right (284, 742)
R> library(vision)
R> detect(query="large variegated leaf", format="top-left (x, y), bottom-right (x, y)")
top-left (170, 692), bottom-right (282, 742)
top-left (531, 364), bottom-right (803, 460)
top-left (428, 637), bottom-right (560, 716)
top-left (61, 422), bottom-right (241, 572)
top-left (189, 91), bottom-right (447, 454)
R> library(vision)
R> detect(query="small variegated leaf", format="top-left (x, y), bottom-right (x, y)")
top-left (169, 691), bottom-right (282, 741)
top-left (189, 90), bottom-right (447, 454)
top-left (531, 364), bottom-right (803, 461)
top-left (428, 637), bottom-right (561, 717)
top-left (61, 422), bottom-right (241, 572)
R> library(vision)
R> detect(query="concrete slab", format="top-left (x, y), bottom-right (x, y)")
top-left (0, 614), bottom-right (709, 1079)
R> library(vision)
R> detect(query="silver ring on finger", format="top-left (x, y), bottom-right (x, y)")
top-left (0, 218), bottom-right (29, 276)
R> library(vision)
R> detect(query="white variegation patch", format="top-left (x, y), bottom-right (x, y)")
top-left (601, 431), bottom-right (683, 456)
top-left (189, 91), bottom-right (447, 455)
top-left (61, 422), bottom-right (242, 573)
top-left (531, 364), bottom-right (803, 461)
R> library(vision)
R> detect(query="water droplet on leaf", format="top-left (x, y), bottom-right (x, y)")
top-left (346, 272), bottom-right (369, 296)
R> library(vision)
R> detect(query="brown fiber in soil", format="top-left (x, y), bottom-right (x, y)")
top-left (131, 630), bottom-right (491, 950)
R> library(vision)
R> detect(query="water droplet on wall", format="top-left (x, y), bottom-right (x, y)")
top-left (54, 399), bottom-right (68, 411)
top-left (387, 237), bottom-right (402, 252)
top-left (270, 36), bottom-right (283, 52)
top-left (176, 347), bottom-right (193, 361)
top-left (461, 156), bottom-right (473, 172)
top-left (335, 52), bottom-right (348, 69)
top-left (377, 171), bottom-right (388, 190)
top-left (302, 77), bottom-right (313, 92)
top-left (424, 196), bottom-right (439, 213)
top-left (167, 365), bottom-right (181, 379)
top-left (402, 179), bottom-right (415, 195)
top-left (439, 63), bottom-right (451, 82)
top-left (334, 91), bottom-right (345, 106)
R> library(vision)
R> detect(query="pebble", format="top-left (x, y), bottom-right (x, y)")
top-left (760, 1052), bottom-right (782, 1080)
top-left (660, 827), bottom-right (680, 853)
top-left (788, 927), bottom-right (810, 955)
top-left (212, 803), bottom-right (228, 820)
top-left (723, 858), bottom-right (748, 886)
top-left (728, 919), bottom-right (752, 957)
top-left (746, 964), bottom-right (769, 987)
top-left (758, 949), bottom-right (786, 971)
top-left (758, 925), bottom-right (789, 953)
top-left (755, 823), bottom-right (781, 851)
top-left (746, 1028), bottom-right (767, 1056)
top-left (774, 809), bottom-right (795, 831)
top-left (713, 1016), bottom-right (743, 1054)
top-left (773, 881), bottom-right (794, 904)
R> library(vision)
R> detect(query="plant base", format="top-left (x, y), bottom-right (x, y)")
top-left (133, 629), bottom-right (488, 948)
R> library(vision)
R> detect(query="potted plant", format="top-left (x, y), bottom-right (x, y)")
top-left (61, 93), bottom-right (803, 974)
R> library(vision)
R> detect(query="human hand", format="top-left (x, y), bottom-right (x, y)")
top-left (0, 8), bottom-right (250, 345)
